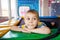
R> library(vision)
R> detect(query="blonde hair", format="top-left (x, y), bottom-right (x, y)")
top-left (26, 9), bottom-right (39, 20)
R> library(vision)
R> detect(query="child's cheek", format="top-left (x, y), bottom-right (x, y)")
top-left (33, 20), bottom-right (38, 25)
top-left (34, 20), bottom-right (38, 23)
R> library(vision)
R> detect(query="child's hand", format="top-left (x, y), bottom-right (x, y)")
top-left (21, 28), bottom-right (31, 33)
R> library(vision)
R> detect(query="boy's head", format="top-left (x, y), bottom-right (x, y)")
top-left (24, 10), bottom-right (39, 29)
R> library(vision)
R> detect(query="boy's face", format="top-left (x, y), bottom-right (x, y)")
top-left (24, 12), bottom-right (38, 29)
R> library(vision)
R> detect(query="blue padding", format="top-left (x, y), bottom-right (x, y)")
top-left (39, 16), bottom-right (57, 19)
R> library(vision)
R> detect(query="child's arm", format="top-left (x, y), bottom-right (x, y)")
top-left (30, 26), bottom-right (51, 34)
top-left (10, 26), bottom-right (31, 33)
top-left (11, 26), bottom-right (23, 31)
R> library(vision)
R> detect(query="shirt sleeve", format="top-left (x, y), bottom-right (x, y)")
top-left (37, 22), bottom-right (47, 28)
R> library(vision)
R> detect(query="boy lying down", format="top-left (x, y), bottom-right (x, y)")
top-left (11, 10), bottom-right (51, 34)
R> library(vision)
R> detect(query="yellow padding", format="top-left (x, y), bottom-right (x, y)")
top-left (38, 22), bottom-right (42, 25)
top-left (22, 25), bottom-right (25, 29)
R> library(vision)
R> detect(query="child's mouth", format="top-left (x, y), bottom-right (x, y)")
top-left (29, 24), bottom-right (34, 26)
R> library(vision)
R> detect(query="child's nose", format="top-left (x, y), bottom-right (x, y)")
top-left (29, 19), bottom-right (33, 23)
top-left (29, 21), bottom-right (33, 23)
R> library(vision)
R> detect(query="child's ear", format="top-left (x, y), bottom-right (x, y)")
top-left (38, 19), bottom-right (40, 22)
top-left (37, 19), bottom-right (40, 25)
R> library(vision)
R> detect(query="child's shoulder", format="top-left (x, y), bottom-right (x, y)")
top-left (38, 22), bottom-right (46, 25)
top-left (37, 22), bottom-right (46, 28)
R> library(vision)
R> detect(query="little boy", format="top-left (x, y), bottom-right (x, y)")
top-left (11, 10), bottom-right (51, 34)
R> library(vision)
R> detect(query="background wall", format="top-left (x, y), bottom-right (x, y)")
top-left (43, 0), bottom-right (49, 16)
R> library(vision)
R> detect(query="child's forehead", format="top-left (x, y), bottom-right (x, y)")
top-left (24, 15), bottom-right (37, 19)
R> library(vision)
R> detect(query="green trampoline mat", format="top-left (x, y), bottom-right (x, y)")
top-left (51, 34), bottom-right (60, 40)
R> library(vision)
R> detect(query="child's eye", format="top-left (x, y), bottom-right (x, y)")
top-left (33, 18), bottom-right (36, 20)
top-left (27, 18), bottom-right (30, 20)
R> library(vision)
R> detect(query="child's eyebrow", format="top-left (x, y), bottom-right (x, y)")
top-left (33, 16), bottom-right (37, 18)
